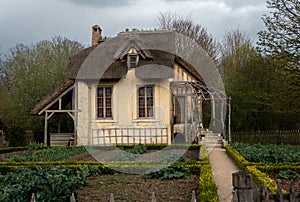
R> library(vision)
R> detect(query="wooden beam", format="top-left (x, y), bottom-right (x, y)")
top-left (44, 112), bottom-right (48, 146)
top-left (37, 85), bottom-right (74, 115)
top-left (45, 110), bottom-right (77, 113)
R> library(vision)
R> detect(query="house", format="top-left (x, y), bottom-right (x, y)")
top-left (32, 25), bottom-right (227, 146)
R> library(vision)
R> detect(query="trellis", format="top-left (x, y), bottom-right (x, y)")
top-left (170, 81), bottom-right (230, 141)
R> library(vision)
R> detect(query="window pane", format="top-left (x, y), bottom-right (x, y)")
top-left (106, 108), bottom-right (112, 117)
top-left (146, 86), bottom-right (153, 96)
top-left (130, 56), bottom-right (137, 68)
top-left (98, 98), bottom-right (103, 107)
top-left (97, 108), bottom-right (103, 118)
top-left (105, 87), bottom-right (112, 97)
top-left (139, 97), bottom-right (145, 106)
top-left (106, 98), bottom-right (111, 107)
top-left (138, 87), bottom-right (145, 96)
top-left (139, 108), bottom-right (145, 117)
top-left (97, 87), bottom-right (103, 97)
top-left (147, 97), bottom-right (153, 107)
top-left (147, 107), bottom-right (153, 117)
top-left (130, 56), bottom-right (136, 63)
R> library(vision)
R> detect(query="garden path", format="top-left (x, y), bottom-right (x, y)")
top-left (202, 133), bottom-right (240, 202)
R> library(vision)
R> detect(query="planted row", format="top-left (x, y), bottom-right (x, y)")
top-left (231, 142), bottom-right (300, 164)
top-left (3, 146), bottom-right (87, 162)
top-left (0, 165), bottom-right (100, 202)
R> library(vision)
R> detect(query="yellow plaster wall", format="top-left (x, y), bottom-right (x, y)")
top-left (76, 81), bottom-right (90, 145)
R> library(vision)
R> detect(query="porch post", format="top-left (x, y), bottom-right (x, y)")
top-left (211, 94), bottom-right (216, 131)
top-left (44, 111), bottom-right (48, 146)
top-left (184, 86), bottom-right (188, 142)
top-left (221, 99), bottom-right (225, 139)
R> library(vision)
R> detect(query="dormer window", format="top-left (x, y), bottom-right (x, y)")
top-left (127, 47), bottom-right (139, 69)
top-left (129, 55), bottom-right (137, 68)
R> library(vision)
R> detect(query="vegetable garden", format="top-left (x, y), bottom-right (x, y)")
top-left (0, 143), bottom-right (218, 201)
top-left (227, 142), bottom-right (300, 194)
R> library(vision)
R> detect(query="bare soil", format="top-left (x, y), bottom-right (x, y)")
top-left (270, 174), bottom-right (300, 192)
top-left (77, 173), bottom-right (199, 202)
top-left (75, 149), bottom-right (200, 201)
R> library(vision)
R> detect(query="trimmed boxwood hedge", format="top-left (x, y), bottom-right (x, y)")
top-left (225, 144), bottom-right (300, 194)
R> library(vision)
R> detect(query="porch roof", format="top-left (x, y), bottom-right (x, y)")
top-left (31, 79), bottom-right (74, 115)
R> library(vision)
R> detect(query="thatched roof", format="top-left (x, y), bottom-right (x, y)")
top-left (68, 31), bottom-right (176, 80)
top-left (32, 30), bottom-right (208, 115)
top-left (31, 79), bottom-right (74, 115)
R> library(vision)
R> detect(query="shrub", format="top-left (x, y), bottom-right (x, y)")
top-left (245, 166), bottom-right (277, 194)
top-left (4, 126), bottom-right (26, 147)
top-left (225, 145), bottom-right (251, 169)
top-left (28, 142), bottom-right (45, 151)
top-left (198, 164), bottom-right (218, 202)
top-left (0, 165), bottom-right (99, 201)
top-left (143, 164), bottom-right (189, 179)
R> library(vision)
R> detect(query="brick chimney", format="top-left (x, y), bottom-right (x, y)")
top-left (92, 25), bottom-right (102, 46)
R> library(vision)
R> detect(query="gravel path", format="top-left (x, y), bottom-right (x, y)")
top-left (208, 145), bottom-right (240, 202)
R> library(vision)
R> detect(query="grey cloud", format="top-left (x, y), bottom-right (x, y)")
top-left (64, 0), bottom-right (136, 8)
top-left (163, 0), bottom-right (266, 9)
top-left (223, 0), bottom-right (266, 9)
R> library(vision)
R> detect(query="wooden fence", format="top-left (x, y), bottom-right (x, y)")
top-left (232, 171), bottom-right (300, 202)
top-left (231, 130), bottom-right (300, 145)
top-left (91, 126), bottom-right (169, 145)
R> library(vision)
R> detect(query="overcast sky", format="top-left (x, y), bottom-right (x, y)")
top-left (0, 0), bottom-right (268, 54)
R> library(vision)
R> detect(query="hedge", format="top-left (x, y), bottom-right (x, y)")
top-left (245, 166), bottom-right (278, 194)
top-left (225, 145), bottom-right (298, 194)
top-left (0, 160), bottom-right (203, 174)
top-left (197, 145), bottom-right (218, 201)
top-left (225, 145), bottom-right (252, 169)
top-left (198, 164), bottom-right (218, 201)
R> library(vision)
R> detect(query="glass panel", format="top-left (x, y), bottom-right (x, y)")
top-left (138, 87), bottom-right (145, 96)
top-left (130, 56), bottom-right (137, 68)
top-left (105, 87), bottom-right (112, 97)
top-left (106, 108), bottom-right (112, 117)
top-left (146, 86), bottom-right (153, 96)
top-left (97, 87), bottom-right (103, 97)
top-left (105, 98), bottom-right (111, 107)
top-left (98, 98), bottom-right (103, 107)
top-left (147, 107), bottom-right (153, 117)
top-left (147, 97), bottom-right (153, 107)
top-left (139, 97), bottom-right (145, 106)
top-left (97, 108), bottom-right (104, 118)
top-left (139, 108), bottom-right (145, 117)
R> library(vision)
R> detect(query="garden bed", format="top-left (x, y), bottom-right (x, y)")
top-left (0, 144), bottom-right (218, 201)
top-left (77, 173), bottom-right (199, 201)
top-left (269, 174), bottom-right (300, 192)
top-left (228, 142), bottom-right (300, 193)
top-left (67, 149), bottom-right (199, 162)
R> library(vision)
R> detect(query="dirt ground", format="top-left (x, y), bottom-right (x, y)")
top-left (77, 173), bottom-right (199, 202)
top-left (270, 174), bottom-right (300, 192)
top-left (75, 149), bottom-right (199, 201)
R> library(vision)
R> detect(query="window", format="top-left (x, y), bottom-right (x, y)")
top-left (129, 55), bottom-right (137, 68)
top-left (138, 85), bottom-right (154, 118)
top-left (97, 86), bottom-right (112, 118)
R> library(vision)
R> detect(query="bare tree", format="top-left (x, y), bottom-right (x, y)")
top-left (158, 12), bottom-right (220, 63)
